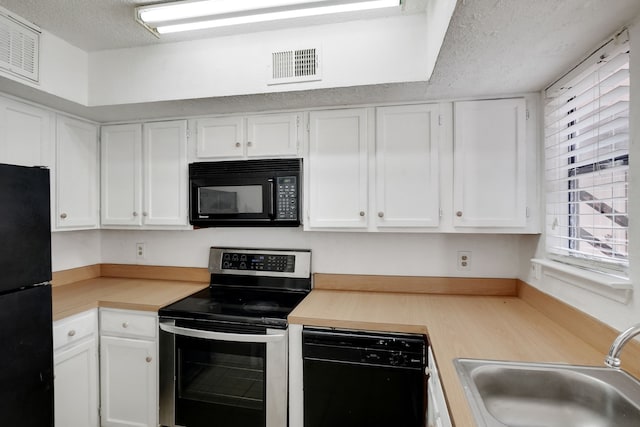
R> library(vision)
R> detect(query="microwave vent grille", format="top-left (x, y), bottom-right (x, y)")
top-left (190, 159), bottom-right (301, 178)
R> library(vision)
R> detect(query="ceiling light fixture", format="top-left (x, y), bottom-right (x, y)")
top-left (135, 0), bottom-right (402, 35)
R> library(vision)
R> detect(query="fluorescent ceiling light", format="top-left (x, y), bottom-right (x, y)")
top-left (136, 0), bottom-right (402, 35)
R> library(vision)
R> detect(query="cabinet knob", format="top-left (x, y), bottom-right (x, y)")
top-left (146, 356), bottom-right (152, 363)
top-left (235, 142), bottom-right (241, 148)
top-left (142, 212), bottom-right (148, 217)
top-left (67, 329), bottom-right (76, 337)
top-left (359, 211), bottom-right (365, 217)
top-left (378, 212), bottom-right (384, 218)
top-left (247, 141), bottom-right (252, 147)
top-left (133, 212), bottom-right (138, 217)
top-left (456, 211), bottom-right (463, 217)
top-left (122, 322), bottom-right (129, 329)
top-left (60, 213), bottom-right (68, 219)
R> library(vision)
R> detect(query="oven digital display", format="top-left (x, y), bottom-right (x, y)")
top-left (221, 252), bottom-right (295, 272)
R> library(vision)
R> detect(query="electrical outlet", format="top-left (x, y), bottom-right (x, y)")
top-left (457, 251), bottom-right (471, 270)
top-left (532, 262), bottom-right (542, 280)
top-left (136, 242), bottom-right (145, 260)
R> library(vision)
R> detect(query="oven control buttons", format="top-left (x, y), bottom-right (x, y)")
top-left (221, 252), bottom-right (295, 272)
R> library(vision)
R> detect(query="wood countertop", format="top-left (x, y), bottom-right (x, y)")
top-left (52, 277), bottom-right (208, 321)
top-left (288, 288), bottom-right (610, 427)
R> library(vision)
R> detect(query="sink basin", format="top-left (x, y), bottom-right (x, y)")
top-left (454, 358), bottom-right (640, 427)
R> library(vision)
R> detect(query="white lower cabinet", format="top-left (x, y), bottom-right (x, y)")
top-left (427, 347), bottom-right (452, 427)
top-left (99, 309), bottom-right (158, 427)
top-left (53, 310), bottom-right (99, 427)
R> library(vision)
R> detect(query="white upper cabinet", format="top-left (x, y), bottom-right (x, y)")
top-left (195, 112), bottom-right (301, 160)
top-left (101, 123), bottom-right (142, 226)
top-left (196, 116), bottom-right (244, 159)
top-left (307, 108), bottom-right (369, 229)
top-left (453, 98), bottom-right (528, 228)
top-left (375, 104), bottom-right (440, 228)
top-left (306, 105), bottom-right (442, 231)
top-left (54, 115), bottom-right (100, 230)
top-left (0, 98), bottom-right (51, 167)
top-left (101, 120), bottom-right (188, 229)
top-left (142, 120), bottom-right (188, 226)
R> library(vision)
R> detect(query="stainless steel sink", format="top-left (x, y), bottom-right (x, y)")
top-left (454, 358), bottom-right (640, 427)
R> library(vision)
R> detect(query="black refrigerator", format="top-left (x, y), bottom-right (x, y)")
top-left (0, 163), bottom-right (54, 426)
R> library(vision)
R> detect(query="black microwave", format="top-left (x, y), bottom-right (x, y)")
top-left (189, 158), bottom-right (302, 227)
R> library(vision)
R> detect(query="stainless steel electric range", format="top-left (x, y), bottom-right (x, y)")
top-left (158, 247), bottom-right (311, 427)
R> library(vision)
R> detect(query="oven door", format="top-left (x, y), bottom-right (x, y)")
top-left (159, 320), bottom-right (287, 427)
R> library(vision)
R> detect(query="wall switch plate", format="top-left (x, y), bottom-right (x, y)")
top-left (136, 242), bottom-right (145, 260)
top-left (457, 251), bottom-right (471, 270)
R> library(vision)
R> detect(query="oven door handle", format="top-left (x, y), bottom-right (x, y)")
top-left (159, 322), bottom-right (286, 343)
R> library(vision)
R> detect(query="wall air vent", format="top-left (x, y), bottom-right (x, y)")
top-left (269, 47), bottom-right (321, 85)
top-left (0, 9), bottom-right (40, 83)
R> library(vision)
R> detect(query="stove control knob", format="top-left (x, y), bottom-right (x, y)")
top-left (239, 262), bottom-right (247, 269)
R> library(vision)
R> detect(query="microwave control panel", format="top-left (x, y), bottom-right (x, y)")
top-left (275, 176), bottom-right (298, 220)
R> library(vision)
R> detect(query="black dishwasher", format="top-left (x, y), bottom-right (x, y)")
top-left (303, 327), bottom-right (427, 427)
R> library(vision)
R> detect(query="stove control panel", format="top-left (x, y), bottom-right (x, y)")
top-left (209, 247), bottom-right (311, 279)
top-left (221, 252), bottom-right (295, 273)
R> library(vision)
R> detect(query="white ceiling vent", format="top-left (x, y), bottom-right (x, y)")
top-left (0, 9), bottom-right (40, 83)
top-left (269, 47), bottom-right (321, 85)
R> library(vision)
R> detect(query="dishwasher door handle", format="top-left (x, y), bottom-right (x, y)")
top-left (159, 321), bottom-right (285, 343)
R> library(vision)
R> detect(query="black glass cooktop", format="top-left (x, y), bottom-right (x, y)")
top-left (159, 286), bottom-right (308, 328)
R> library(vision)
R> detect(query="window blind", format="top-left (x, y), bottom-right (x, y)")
top-left (544, 35), bottom-right (629, 273)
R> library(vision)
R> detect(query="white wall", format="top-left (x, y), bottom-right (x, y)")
top-left (51, 230), bottom-right (101, 271)
top-left (517, 17), bottom-right (640, 332)
top-left (88, 15), bottom-right (429, 106)
top-left (99, 228), bottom-right (524, 279)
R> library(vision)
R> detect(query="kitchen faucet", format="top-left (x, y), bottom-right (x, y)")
top-left (605, 323), bottom-right (640, 368)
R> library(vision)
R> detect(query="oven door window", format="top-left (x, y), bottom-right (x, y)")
top-left (176, 335), bottom-right (266, 427)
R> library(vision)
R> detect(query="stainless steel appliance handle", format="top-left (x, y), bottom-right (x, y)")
top-left (159, 322), bottom-right (285, 343)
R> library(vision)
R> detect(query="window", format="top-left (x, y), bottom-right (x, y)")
top-left (544, 32), bottom-right (630, 275)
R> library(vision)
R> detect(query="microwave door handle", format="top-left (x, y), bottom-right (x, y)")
top-left (268, 179), bottom-right (275, 218)
top-left (159, 322), bottom-right (285, 343)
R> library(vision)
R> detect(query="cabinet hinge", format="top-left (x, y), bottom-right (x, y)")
top-left (439, 208), bottom-right (443, 218)
top-left (186, 128), bottom-right (191, 139)
top-left (306, 121), bottom-right (310, 133)
top-left (526, 206), bottom-right (530, 218)
top-left (526, 109), bottom-right (530, 120)
top-left (438, 115), bottom-right (442, 126)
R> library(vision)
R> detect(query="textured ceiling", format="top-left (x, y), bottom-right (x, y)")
top-left (0, 0), bottom-right (639, 122)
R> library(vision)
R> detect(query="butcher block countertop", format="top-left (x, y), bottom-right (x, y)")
top-left (51, 264), bottom-right (208, 321)
top-left (289, 274), bottom-right (640, 427)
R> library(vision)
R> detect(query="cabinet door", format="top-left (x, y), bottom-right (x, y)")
top-left (142, 120), bottom-right (188, 226)
top-left (453, 98), bottom-right (527, 227)
top-left (246, 113), bottom-right (300, 157)
top-left (196, 116), bottom-right (244, 159)
top-left (55, 116), bottom-right (99, 230)
top-left (101, 124), bottom-right (143, 226)
top-left (100, 336), bottom-right (157, 427)
top-left (54, 337), bottom-right (99, 427)
top-left (308, 109), bottom-right (368, 228)
top-left (376, 104), bottom-right (440, 228)
top-left (0, 98), bottom-right (51, 167)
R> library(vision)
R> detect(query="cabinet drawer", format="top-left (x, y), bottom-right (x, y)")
top-left (100, 309), bottom-right (157, 339)
top-left (53, 310), bottom-right (97, 351)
